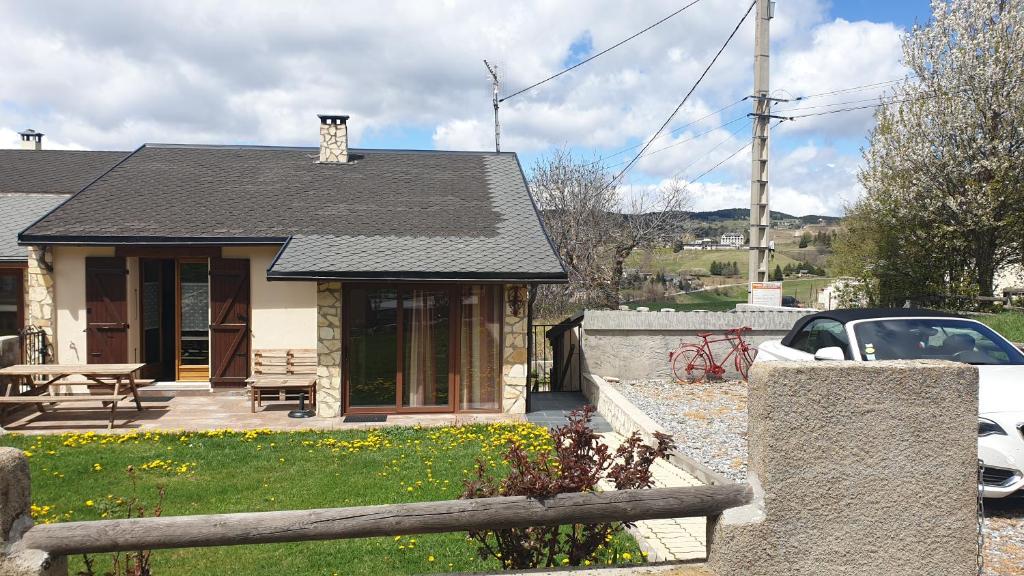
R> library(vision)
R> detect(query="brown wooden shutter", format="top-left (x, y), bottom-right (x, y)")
top-left (209, 258), bottom-right (250, 386)
top-left (85, 257), bottom-right (129, 364)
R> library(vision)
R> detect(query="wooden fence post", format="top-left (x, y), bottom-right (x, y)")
top-left (0, 448), bottom-right (67, 576)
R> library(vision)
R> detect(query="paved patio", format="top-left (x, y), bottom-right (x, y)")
top-left (526, 391), bottom-right (612, 432)
top-left (0, 389), bottom-right (519, 434)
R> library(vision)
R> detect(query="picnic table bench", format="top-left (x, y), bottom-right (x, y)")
top-left (247, 350), bottom-right (317, 413)
top-left (0, 363), bottom-right (146, 430)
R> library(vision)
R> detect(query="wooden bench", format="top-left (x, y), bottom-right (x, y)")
top-left (247, 350), bottom-right (317, 413)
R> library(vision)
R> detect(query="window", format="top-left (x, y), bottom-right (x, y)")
top-left (345, 284), bottom-right (502, 412)
top-left (790, 319), bottom-right (850, 357)
top-left (853, 318), bottom-right (1024, 365)
top-left (0, 269), bottom-right (23, 337)
top-left (459, 285), bottom-right (501, 411)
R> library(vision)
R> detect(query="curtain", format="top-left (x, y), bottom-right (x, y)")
top-left (404, 289), bottom-right (448, 407)
top-left (460, 285), bottom-right (500, 410)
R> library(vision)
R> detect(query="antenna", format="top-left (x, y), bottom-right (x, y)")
top-left (484, 60), bottom-right (500, 152)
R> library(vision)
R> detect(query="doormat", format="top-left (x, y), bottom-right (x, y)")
top-left (342, 414), bottom-right (388, 423)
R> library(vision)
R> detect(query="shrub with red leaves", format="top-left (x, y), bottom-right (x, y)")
top-left (461, 405), bottom-right (676, 569)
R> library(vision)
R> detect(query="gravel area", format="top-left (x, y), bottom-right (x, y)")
top-left (610, 377), bottom-right (1024, 572)
top-left (611, 378), bottom-right (748, 482)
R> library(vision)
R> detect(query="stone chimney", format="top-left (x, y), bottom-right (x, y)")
top-left (18, 129), bottom-right (43, 151)
top-left (317, 114), bottom-right (349, 163)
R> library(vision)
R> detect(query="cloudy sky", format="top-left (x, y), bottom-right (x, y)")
top-left (0, 0), bottom-right (931, 216)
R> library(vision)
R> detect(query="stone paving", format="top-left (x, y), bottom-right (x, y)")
top-left (600, 433), bottom-right (708, 563)
top-left (525, 391), bottom-right (612, 432)
top-left (0, 389), bottom-right (517, 434)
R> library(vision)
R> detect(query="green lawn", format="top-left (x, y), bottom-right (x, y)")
top-left (0, 426), bottom-right (642, 576)
top-left (977, 312), bottom-right (1024, 342)
top-left (627, 247), bottom-right (801, 277)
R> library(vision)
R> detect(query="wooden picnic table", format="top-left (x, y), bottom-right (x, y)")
top-left (0, 363), bottom-right (146, 430)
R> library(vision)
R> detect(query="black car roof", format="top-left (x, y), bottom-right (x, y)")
top-left (780, 308), bottom-right (963, 347)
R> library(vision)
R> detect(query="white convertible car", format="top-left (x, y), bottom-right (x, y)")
top-left (757, 308), bottom-right (1024, 498)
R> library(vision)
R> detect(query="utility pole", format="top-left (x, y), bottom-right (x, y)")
top-left (484, 60), bottom-right (501, 152)
top-left (748, 0), bottom-right (774, 294)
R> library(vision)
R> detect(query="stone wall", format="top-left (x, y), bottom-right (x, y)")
top-left (501, 284), bottom-right (528, 414)
top-left (708, 361), bottom-right (979, 576)
top-left (24, 246), bottom-right (54, 341)
top-left (582, 309), bottom-right (811, 380)
top-left (315, 282), bottom-right (342, 417)
top-left (0, 335), bottom-right (19, 368)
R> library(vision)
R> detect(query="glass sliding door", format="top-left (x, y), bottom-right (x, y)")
top-left (344, 284), bottom-right (501, 414)
top-left (402, 288), bottom-right (451, 409)
top-left (177, 260), bottom-right (210, 381)
top-left (459, 285), bottom-right (501, 410)
top-left (347, 287), bottom-right (399, 409)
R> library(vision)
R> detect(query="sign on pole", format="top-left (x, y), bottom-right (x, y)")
top-left (750, 281), bottom-right (783, 307)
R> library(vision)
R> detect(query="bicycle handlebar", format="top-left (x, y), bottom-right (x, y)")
top-left (726, 326), bottom-right (752, 334)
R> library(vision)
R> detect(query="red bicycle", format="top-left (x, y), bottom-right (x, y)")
top-left (669, 327), bottom-right (757, 383)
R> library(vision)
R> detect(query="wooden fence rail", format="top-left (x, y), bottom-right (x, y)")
top-left (14, 485), bottom-right (752, 556)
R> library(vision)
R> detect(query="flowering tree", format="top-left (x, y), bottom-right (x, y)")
top-left (836, 0), bottom-right (1024, 304)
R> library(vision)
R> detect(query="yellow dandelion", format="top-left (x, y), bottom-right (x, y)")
top-left (85, 500), bottom-right (94, 507)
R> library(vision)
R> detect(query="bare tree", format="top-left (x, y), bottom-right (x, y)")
top-left (530, 148), bottom-right (690, 315)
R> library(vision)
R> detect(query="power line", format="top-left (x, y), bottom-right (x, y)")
top-left (681, 118), bottom-right (785, 185)
top-left (668, 118), bottom-right (753, 180)
top-left (610, 0), bottom-right (757, 186)
top-left (499, 0), bottom-right (708, 101)
top-left (789, 77), bottom-right (911, 102)
top-left (783, 90), bottom-right (952, 119)
top-left (775, 93), bottom-right (906, 114)
top-left (588, 98), bottom-right (747, 166)
top-left (597, 113), bottom-right (749, 170)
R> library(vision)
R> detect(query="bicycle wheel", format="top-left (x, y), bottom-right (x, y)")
top-left (734, 344), bottom-right (757, 381)
top-left (672, 344), bottom-right (709, 383)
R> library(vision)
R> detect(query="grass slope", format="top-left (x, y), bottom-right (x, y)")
top-left (628, 247), bottom-right (801, 277)
top-left (1, 426), bottom-right (642, 576)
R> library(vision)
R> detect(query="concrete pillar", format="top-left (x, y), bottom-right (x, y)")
top-left (708, 361), bottom-right (979, 576)
top-left (0, 448), bottom-right (67, 576)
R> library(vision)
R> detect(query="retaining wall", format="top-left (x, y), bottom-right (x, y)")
top-left (581, 309), bottom-right (811, 380)
top-left (0, 335), bottom-right (18, 368)
top-left (708, 360), bottom-right (978, 576)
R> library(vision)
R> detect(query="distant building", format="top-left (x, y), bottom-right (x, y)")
top-left (720, 232), bottom-right (744, 247)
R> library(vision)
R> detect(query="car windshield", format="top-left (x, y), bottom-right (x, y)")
top-left (852, 318), bottom-right (1024, 365)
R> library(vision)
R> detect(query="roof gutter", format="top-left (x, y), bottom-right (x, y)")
top-left (18, 236), bottom-right (290, 246)
top-left (265, 270), bottom-right (569, 284)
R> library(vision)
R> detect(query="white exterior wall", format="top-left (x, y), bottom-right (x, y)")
top-left (53, 245), bottom-right (316, 366)
top-left (222, 246), bottom-right (317, 351)
top-left (52, 246), bottom-right (115, 364)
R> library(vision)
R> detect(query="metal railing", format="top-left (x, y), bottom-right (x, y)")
top-left (18, 325), bottom-right (50, 365)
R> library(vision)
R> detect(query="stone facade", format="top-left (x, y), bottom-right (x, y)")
top-left (25, 246), bottom-right (55, 340)
top-left (315, 281), bottom-right (342, 417)
top-left (318, 117), bottom-right (349, 164)
top-left (501, 284), bottom-right (528, 414)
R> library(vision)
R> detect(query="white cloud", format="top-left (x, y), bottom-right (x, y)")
top-left (0, 0), bottom-right (908, 215)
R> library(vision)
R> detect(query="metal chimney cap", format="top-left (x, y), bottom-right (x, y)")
top-left (317, 114), bottom-right (350, 125)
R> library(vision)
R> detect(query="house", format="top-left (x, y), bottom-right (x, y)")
top-left (719, 232), bottom-right (744, 247)
top-left (0, 131), bottom-right (126, 339)
top-left (16, 115), bottom-right (567, 416)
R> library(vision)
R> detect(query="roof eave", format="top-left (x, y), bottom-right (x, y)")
top-left (265, 269), bottom-right (569, 283)
top-left (17, 235), bottom-right (290, 246)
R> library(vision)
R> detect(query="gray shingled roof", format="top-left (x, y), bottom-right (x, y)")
top-left (21, 144), bottom-right (566, 281)
top-left (0, 150), bottom-right (128, 194)
top-left (0, 194), bottom-right (67, 260)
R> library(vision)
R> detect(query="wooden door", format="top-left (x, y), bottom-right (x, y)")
top-left (85, 257), bottom-right (128, 364)
top-left (209, 258), bottom-right (250, 386)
